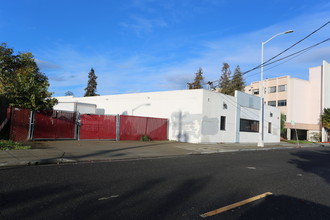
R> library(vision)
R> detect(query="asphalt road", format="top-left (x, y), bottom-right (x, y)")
top-left (1, 147), bottom-right (330, 219)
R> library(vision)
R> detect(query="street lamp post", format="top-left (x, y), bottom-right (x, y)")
top-left (258, 30), bottom-right (294, 147)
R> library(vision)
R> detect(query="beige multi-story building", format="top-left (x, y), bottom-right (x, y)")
top-left (245, 60), bottom-right (330, 142)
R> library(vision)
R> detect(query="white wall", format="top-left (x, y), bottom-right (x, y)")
top-left (53, 102), bottom-right (96, 114)
top-left (56, 90), bottom-right (204, 143)
top-left (287, 78), bottom-right (310, 124)
top-left (236, 91), bottom-right (280, 143)
top-left (54, 102), bottom-right (76, 112)
top-left (201, 90), bottom-right (236, 143)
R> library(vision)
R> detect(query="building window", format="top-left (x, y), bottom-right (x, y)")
top-left (269, 86), bottom-right (276, 93)
top-left (278, 100), bottom-right (287, 106)
top-left (278, 84), bottom-right (287, 92)
top-left (240, 119), bottom-right (259, 132)
top-left (268, 122), bottom-right (272, 134)
top-left (252, 89), bottom-right (259, 95)
top-left (223, 102), bottom-right (228, 109)
top-left (220, 116), bottom-right (226, 130)
top-left (268, 101), bottom-right (276, 107)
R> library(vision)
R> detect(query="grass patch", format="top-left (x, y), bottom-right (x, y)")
top-left (286, 140), bottom-right (315, 144)
top-left (0, 140), bottom-right (31, 150)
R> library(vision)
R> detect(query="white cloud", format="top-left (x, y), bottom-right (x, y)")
top-left (36, 10), bottom-right (330, 97)
top-left (120, 15), bottom-right (167, 35)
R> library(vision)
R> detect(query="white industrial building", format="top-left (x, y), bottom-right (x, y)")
top-left (54, 89), bottom-right (280, 144)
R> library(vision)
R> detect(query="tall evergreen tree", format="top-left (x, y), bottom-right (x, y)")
top-left (84, 68), bottom-right (99, 96)
top-left (188, 67), bottom-right (204, 89)
top-left (0, 43), bottom-right (57, 110)
top-left (229, 65), bottom-right (246, 96)
top-left (65, 91), bottom-right (74, 96)
top-left (218, 63), bottom-right (231, 94)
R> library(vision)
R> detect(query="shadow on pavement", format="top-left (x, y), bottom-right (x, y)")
top-left (236, 195), bottom-right (330, 220)
top-left (0, 176), bottom-right (212, 219)
top-left (289, 148), bottom-right (330, 184)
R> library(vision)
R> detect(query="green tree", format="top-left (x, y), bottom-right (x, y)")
top-left (229, 65), bottom-right (246, 96)
top-left (0, 43), bottom-right (57, 110)
top-left (321, 108), bottom-right (330, 129)
top-left (280, 113), bottom-right (287, 138)
top-left (65, 91), bottom-right (74, 96)
top-left (84, 68), bottom-right (99, 96)
top-left (218, 63), bottom-right (231, 95)
top-left (188, 67), bottom-right (204, 89)
top-left (321, 108), bottom-right (330, 141)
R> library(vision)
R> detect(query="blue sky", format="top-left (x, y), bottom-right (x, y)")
top-left (1, 0), bottom-right (330, 97)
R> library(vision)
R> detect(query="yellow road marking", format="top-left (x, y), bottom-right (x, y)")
top-left (200, 192), bottom-right (273, 218)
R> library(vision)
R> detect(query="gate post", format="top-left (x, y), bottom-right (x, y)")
top-left (76, 112), bottom-right (80, 140)
top-left (27, 110), bottom-right (35, 140)
top-left (116, 114), bottom-right (120, 141)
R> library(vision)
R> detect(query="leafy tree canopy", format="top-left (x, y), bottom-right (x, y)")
top-left (0, 43), bottom-right (57, 110)
top-left (321, 108), bottom-right (330, 130)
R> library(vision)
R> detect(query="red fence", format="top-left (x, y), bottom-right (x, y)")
top-left (9, 108), bottom-right (31, 141)
top-left (33, 110), bottom-right (77, 140)
top-left (120, 115), bottom-right (168, 140)
top-left (79, 114), bottom-right (117, 140)
top-left (6, 107), bottom-right (168, 142)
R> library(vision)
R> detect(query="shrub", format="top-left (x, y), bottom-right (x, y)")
top-left (0, 140), bottom-right (31, 150)
top-left (140, 135), bottom-right (151, 141)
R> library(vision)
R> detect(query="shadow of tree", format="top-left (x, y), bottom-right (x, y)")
top-left (0, 176), bottom-right (212, 219)
top-left (236, 195), bottom-right (330, 220)
top-left (289, 148), bottom-right (330, 184)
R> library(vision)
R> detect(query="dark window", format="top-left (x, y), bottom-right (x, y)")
top-left (252, 89), bottom-right (259, 95)
top-left (268, 122), bottom-right (272, 134)
top-left (240, 119), bottom-right (259, 132)
top-left (278, 84), bottom-right (286, 92)
top-left (220, 116), bottom-right (226, 130)
top-left (268, 101), bottom-right (276, 107)
top-left (269, 86), bottom-right (276, 93)
top-left (278, 100), bottom-right (287, 106)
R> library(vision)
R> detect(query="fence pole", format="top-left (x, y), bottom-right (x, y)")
top-left (27, 110), bottom-right (35, 140)
top-left (75, 112), bottom-right (80, 140)
top-left (116, 114), bottom-right (120, 141)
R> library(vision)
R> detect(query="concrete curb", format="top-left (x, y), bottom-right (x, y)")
top-left (0, 158), bottom-right (77, 167)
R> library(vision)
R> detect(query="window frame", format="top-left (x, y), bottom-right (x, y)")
top-left (220, 116), bottom-right (226, 130)
top-left (269, 86), bottom-right (276, 93)
top-left (268, 101), bottom-right (276, 107)
top-left (252, 89), bottom-right (259, 95)
top-left (278, 99), bottom-right (287, 107)
top-left (240, 119), bottom-right (259, 133)
top-left (278, 84), bottom-right (287, 92)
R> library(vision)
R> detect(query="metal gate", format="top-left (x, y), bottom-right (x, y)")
top-left (32, 110), bottom-right (77, 140)
top-left (119, 115), bottom-right (168, 140)
top-left (79, 114), bottom-right (117, 140)
top-left (9, 108), bottom-right (31, 141)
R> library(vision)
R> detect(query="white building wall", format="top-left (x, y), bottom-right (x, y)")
top-left (201, 90), bottom-right (236, 143)
top-left (287, 78), bottom-right (310, 124)
top-left (236, 91), bottom-right (280, 143)
top-left (53, 102), bottom-right (96, 114)
top-left (56, 90), bottom-right (204, 143)
top-left (322, 60), bottom-right (330, 142)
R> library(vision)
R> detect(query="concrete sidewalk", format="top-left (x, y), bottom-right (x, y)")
top-left (0, 140), bottom-right (328, 167)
